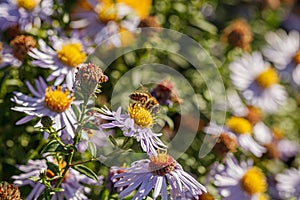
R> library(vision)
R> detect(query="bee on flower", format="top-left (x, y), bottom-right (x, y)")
top-left (11, 77), bottom-right (77, 142)
top-left (97, 90), bottom-right (166, 156)
top-left (111, 152), bottom-right (207, 200)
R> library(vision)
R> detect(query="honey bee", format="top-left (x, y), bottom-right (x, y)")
top-left (129, 91), bottom-right (160, 113)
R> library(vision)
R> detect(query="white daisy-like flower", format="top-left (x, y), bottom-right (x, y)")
top-left (254, 123), bottom-right (299, 162)
top-left (97, 105), bottom-right (166, 156)
top-left (28, 35), bottom-right (89, 90)
top-left (263, 29), bottom-right (300, 87)
top-left (276, 167), bottom-right (300, 200)
top-left (0, 0), bottom-right (53, 31)
top-left (112, 152), bottom-right (207, 200)
top-left (213, 154), bottom-right (268, 200)
top-left (11, 76), bottom-right (77, 142)
top-left (70, 0), bottom-right (144, 45)
top-left (12, 157), bottom-right (103, 200)
top-left (229, 51), bottom-right (287, 113)
top-left (204, 117), bottom-right (266, 157)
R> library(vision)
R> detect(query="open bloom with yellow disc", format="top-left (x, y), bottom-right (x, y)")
top-left (204, 116), bottom-right (266, 157)
top-left (0, 0), bottom-right (53, 31)
top-left (11, 77), bottom-right (77, 142)
top-left (263, 29), bottom-right (300, 88)
top-left (97, 105), bottom-right (166, 156)
top-left (229, 52), bottom-right (287, 113)
top-left (213, 154), bottom-right (268, 200)
top-left (12, 156), bottom-right (103, 200)
top-left (29, 35), bottom-right (89, 90)
top-left (70, 0), bottom-right (151, 45)
top-left (111, 152), bottom-right (207, 200)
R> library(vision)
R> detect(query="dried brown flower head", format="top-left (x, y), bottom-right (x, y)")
top-left (10, 35), bottom-right (36, 61)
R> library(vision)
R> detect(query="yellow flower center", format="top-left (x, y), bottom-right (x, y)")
top-left (293, 50), bottom-right (300, 64)
top-left (149, 152), bottom-right (176, 176)
top-left (44, 86), bottom-right (74, 113)
top-left (119, 27), bottom-right (134, 47)
top-left (97, 3), bottom-right (117, 23)
top-left (255, 67), bottom-right (279, 88)
top-left (227, 117), bottom-right (252, 135)
top-left (56, 43), bottom-right (86, 68)
top-left (127, 103), bottom-right (153, 128)
top-left (258, 193), bottom-right (269, 200)
top-left (16, 0), bottom-right (37, 10)
top-left (241, 167), bottom-right (267, 195)
top-left (118, 0), bottom-right (152, 19)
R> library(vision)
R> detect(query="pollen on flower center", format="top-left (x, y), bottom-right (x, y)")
top-left (97, 3), bottom-right (117, 23)
top-left (227, 117), bottom-right (252, 134)
top-left (293, 50), bottom-right (300, 64)
top-left (241, 167), bottom-right (267, 195)
top-left (255, 67), bottom-right (279, 88)
top-left (16, 0), bottom-right (37, 10)
top-left (56, 43), bottom-right (86, 68)
top-left (149, 152), bottom-right (176, 176)
top-left (127, 103), bottom-right (153, 128)
top-left (44, 86), bottom-right (74, 113)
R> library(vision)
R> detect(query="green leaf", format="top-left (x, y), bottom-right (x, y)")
top-left (41, 140), bottom-right (60, 154)
top-left (109, 135), bottom-right (118, 146)
top-left (73, 164), bottom-right (98, 181)
top-left (71, 104), bottom-right (81, 119)
top-left (83, 122), bottom-right (99, 130)
top-left (88, 142), bottom-right (97, 157)
top-left (51, 188), bottom-right (65, 193)
top-left (121, 137), bottom-right (133, 150)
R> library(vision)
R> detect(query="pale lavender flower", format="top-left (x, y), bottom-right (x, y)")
top-left (12, 157), bottom-right (103, 200)
top-left (0, 0), bottom-right (53, 31)
top-left (112, 153), bottom-right (207, 200)
top-left (97, 106), bottom-right (166, 156)
top-left (229, 52), bottom-right (287, 113)
top-left (0, 42), bottom-right (22, 68)
top-left (28, 35), bottom-right (89, 90)
top-left (276, 167), bottom-right (300, 200)
top-left (11, 76), bottom-right (77, 142)
top-left (70, 0), bottom-right (140, 44)
top-left (204, 121), bottom-right (266, 157)
top-left (213, 154), bottom-right (268, 200)
top-left (263, 30), bottom-right (300, 87)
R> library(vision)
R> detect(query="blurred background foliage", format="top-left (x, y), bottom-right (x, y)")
top-left (1, 0), bottom-right (300, 198)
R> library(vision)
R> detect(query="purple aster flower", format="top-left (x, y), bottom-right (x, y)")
top-left (77, 116), bottom-right (114, 153)
top-left (276, 167), bottom-right (300, 200)
top-left (28, 35), bottom-right (90, 90)
top-left (11, 76), bottom-right (77, 142)
top-left (12, 157), bottom-right (103, 200)
top-left (0, 0), bottom-right (53, 31)
top-left (97, 105), bottom-right (166, 156)
top-left (0, 41), bottom-right (22, 68)
top-left (112, 152), bottom-right (207, 200)
top-left (213, 154), bottom-right (268, 200)
top-left (70, 0), bottom-right (140, 44)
